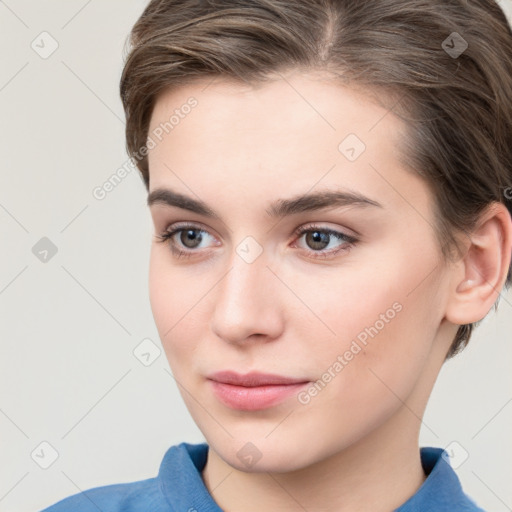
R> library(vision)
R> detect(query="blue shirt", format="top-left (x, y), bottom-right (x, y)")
top-left (39, 443), bottom-right (486, 511)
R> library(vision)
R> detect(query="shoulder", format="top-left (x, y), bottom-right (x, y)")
top-left (38, 476), bottom-right (169, 512)
top-left (38, 442), bottom-right (207, 512)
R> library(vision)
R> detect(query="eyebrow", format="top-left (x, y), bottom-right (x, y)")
top-left (147, 187), bottom-right (383, 219)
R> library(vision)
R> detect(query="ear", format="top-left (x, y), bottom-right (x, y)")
top-left (444, 202), bottom-right (512, 325)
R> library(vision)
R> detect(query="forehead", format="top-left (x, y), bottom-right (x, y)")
top-left (146, 72), bottom-right (431, 222)
top-left (148, 72), bottom-right (399, 143)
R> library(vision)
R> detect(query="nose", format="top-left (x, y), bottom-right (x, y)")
top-left (210, 247), bottom-right (284, 345)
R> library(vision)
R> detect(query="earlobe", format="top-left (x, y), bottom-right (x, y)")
top-left (445, 202), bottom-right (512, 325)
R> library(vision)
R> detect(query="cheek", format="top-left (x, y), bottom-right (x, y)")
top-left (149, 250), bottom-right (183, 350)
top-left (148, 250), bottom-right (171, 333)
top-left (290, 281), bottom-right (436, 449)
top-left (304, 242), bottom-right (440, 398)
top-left (148, 249), bottom-right (208, 367)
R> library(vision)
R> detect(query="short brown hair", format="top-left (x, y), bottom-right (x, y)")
top-left (120, 0), bottom-right (512, 359)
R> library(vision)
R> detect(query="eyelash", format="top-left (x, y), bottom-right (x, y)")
top-left (154, 223), bottom-right (358, 260)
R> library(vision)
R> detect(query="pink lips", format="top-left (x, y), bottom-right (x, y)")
top-left (207, 371), bottom-right (310, 411)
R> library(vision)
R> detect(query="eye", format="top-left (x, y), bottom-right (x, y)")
top-left (292, 224), bottom-right (358, 259)
top-left (154, 223), bottom-right (217, 259)
top-left (154, 223), bottom-right (359, 260)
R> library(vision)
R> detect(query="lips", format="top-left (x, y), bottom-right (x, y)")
top-left (206, 371), bottom-right (311, 410)
top-left (207, 370), bottom-right (309, 387)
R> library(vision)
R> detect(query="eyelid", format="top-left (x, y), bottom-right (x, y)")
top-left (295, 221), bottom-right (358, 239)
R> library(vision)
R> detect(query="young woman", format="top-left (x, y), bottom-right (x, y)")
top-left (41, 0), bottom-right (512, 510)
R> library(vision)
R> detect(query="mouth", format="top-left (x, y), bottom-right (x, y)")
top-left (206, 370), bottom-right (310, 411)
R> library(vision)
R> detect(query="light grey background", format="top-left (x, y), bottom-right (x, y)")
top-left (0, 1), bottom-right (511, 511)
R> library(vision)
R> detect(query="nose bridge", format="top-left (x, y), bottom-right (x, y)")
top-left (210, 236), bottom-right (281, 342)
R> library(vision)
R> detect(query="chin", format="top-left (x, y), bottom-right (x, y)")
top-left (204, 430), bottom-right (332, 474)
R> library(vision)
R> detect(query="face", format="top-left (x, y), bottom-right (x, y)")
top-left (147, 71), bottom-right (454, 473)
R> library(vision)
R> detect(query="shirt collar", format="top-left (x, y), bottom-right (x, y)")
top-left (159, 442), bottom-right (223, 511)
top-left (395, 447), bottom-right (484, 511)
top-left (158, 443), bottom-right (483, 512)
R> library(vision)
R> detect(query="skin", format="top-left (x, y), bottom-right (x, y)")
top-left (146, 71), bottom-right (512, 512)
